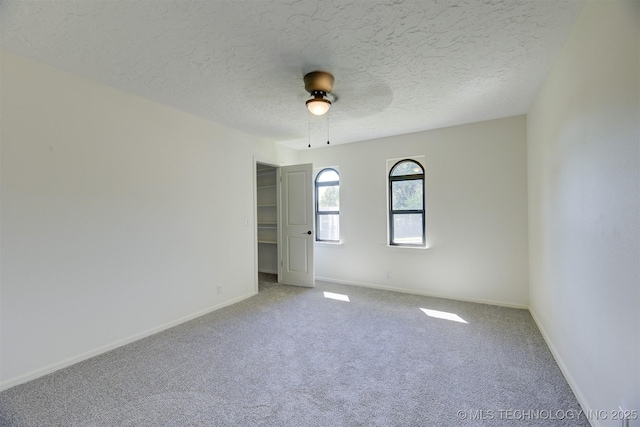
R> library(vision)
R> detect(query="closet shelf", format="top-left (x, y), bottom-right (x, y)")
top-left (257, 164), bottom-right (278, 274)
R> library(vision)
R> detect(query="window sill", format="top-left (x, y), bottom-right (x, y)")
top-left (315, 241), bottom-right (343, 247)
top-left (385, 244), bottom-right (429, 250)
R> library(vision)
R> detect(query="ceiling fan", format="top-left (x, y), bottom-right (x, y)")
top-left (304, 71), bottom-right (337, 115)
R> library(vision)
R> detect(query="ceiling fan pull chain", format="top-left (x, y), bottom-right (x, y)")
top-left (327, 113), bottom-right (330, 145)
top-left (308, 113), bottom-right (311, 148)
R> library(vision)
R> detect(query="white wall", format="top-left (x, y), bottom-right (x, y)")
top-left (0, 52), bottom-right (297, 389)
top-left (299, 116), bottom-right (529, 308)
top-left (527, 1), bottom-right (639, 425)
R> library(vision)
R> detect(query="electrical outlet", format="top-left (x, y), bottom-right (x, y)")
top-left (217, 284), bottom-right (223, 295)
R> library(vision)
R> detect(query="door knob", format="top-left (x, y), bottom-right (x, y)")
top-left (303, 230), bottom-right (312, 235)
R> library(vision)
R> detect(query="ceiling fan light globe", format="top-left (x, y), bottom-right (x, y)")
top-left (306, 98), bottom-right (331, 115)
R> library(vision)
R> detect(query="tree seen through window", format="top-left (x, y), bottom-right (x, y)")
top-left (315, 168), bottom-right (340, 242)
top-left (389, 160), bottom-right (425, 246)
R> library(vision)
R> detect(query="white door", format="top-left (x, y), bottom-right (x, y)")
top-left (280, 163), bottom-right (314, 287)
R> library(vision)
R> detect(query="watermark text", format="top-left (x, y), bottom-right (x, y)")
top-left (456, 408), bottom-right (638, 421)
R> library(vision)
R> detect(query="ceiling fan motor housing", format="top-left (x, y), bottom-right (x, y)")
top-left (304, 71), bottom-right (334, 94)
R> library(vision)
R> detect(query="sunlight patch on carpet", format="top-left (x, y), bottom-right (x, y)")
top-left (420, 308), bottom-right (468, 323)
top-left (324, 291), bottom-right (350, 302)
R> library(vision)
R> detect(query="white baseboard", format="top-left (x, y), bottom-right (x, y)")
top-left (529, 307), bottom-right (598, 427)
top-left (316, 276), bottom-right (528, 309)
top-left (0, 291), bottom-right (257, 392)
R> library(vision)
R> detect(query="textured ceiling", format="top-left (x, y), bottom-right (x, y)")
top-left (1, 0), bottom-right (585, 149)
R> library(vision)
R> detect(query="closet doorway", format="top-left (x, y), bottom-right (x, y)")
top-left (256, 163), bottom-right (279, 279)
top-left (255, 161), bottom-right (315, 290)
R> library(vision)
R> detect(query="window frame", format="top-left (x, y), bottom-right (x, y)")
top-left (315, 167), bottom-right (340, 243)
top-left (388, 159), bottom-right (425, 247)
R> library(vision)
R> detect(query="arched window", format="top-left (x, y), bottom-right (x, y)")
top-left (315, 168), bottom-right (340, 242)
top-left (389, 159), bottom-right (425, 246)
